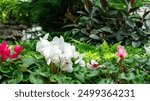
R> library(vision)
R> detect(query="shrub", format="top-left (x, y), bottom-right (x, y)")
top-left (64, 0), bottom-right (150, 47)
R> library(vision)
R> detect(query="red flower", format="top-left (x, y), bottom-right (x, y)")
top-left (10, 53), bottom-right (18, 59)
top-left (0, 41), bottom-right (11, 61)
top-left (14, 45), bottom-right (22, 55)
top-left (0, 41), bottom-right (23, 61)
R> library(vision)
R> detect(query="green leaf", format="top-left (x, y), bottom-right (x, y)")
top-left (29, 73), bottom-right (44, 84)
top-left (7, 70), bottom-right (23, 84)
top-left (79, 37), bottom-right (89, 41)
top-left (131, 33), bottom-right (140, 41)
top-left (146, 59), bottom-right (150, 66)
top-left (73, 65), bottom-right (80, 72)
top-left (116, 34), bottom-right (123, 41)
top-left (89, 34), bottom-right (99, 40)
top-left (23, 58), bottom-right (36, 68)
top-left (132, 41), bottom-right (141, 47)
top-left (0, 75), bottom-right (2, 80)
top-left (126, 19), bottom-right (135, 28)
top-left (100, 26), bottom-right (111, 32)
top-left (86, 70), bottom-right (99, 78)
top-left (49, 75), bottom-right (58, 82)
top-left (119, 72), bottom-right (135, 81)
top-left (61, 77), bottom-right (72, 84)
top-left (75, 72), bottom-right (85, 83)
top-left (0, 66), bottom-right (10, 73)
top-left (71, 80), bottom-right (82, 84)
top-left (50, 74), bottom-right (66, 83)
top-left (98, 78), bottom-right (114, 84)
top-left (22, 74), bottom-right (30, 82)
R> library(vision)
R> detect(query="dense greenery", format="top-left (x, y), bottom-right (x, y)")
top-left (65, 0), bottom-right (150, 46)
top-left (0, 0), bottom-right (29, 22)
top-left (0, 0), bottom-right (150, 84)
top-left (0, 36), bottom-right (149, 84)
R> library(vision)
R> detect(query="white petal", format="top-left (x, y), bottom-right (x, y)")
top-left (46, 58), bottom-right (51, 65)
top-left (52, 57), bottom-right (60, 64)
top-left (79, 60), bottom-right (85, 67)
top-left (43, 33), bottom-right (49, 40)
top-left (60, 59), bottom-right (73, 73)
top-left (86, 63), bottom-right (92, 69)
top-left (91, 59), bottom-right (97, 64)
top-left (60, 36), bottom-right (65, 43)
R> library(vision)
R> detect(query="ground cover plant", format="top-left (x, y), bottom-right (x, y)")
top-left (0, 34), bottom-right (149, 84)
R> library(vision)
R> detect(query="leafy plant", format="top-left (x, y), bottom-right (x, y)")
top-left (64, 0), bottom-right (150, 46)
top-left (0, 0), bottom-right (29, 22)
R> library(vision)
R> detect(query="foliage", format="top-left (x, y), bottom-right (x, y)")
top-left (28, 0), bottom-right (83, 31)
top-left (0, 0), bottom-right (29, 22)
top-left (64, 0), bottom-right (150, 46)
top-left (0, 38), bottom-right (149, 84)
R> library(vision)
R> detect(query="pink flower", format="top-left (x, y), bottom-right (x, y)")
top-left (0, 41), bottom-right (11, 61)
top-left (10, 53), bottom-right (18, 59)
top-left (116, 45), bottom-right (126, 63)
top-left (14, 45), bottom-right (22, 55)
top-left (87, 59), bottom-right (100, 69)
top-left (10, 45), bottom-right (23, 60)
top-left (0, 41), bottom-right (23, 61)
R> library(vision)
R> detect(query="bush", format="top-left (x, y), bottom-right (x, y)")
top-left (0, 0), bottom-right (29, 22)
top-left (64, 0), bottom-right (150, 46)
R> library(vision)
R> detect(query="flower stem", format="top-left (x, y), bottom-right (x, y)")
top-left (119, 59), bottom-right (126, 72)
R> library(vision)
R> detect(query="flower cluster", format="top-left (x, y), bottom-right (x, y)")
top-left (0, 41), bottom-right (22, 61)
top-left (36, 34), bottom-right (85, 73)
top-left (116, 45), bottom-right (126, 63)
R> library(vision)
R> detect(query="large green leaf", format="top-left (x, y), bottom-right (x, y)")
top-left (132, 41), bottom-right (141, 47)
top-left (119, 72), bottom-right (135, 81)
top-left (23, 58), bottom-right (36, 68)
top-left (7, 70), bottom-right (23, 84)
top-left (0, 66), bottom-right (11, 73)
top-left (29, 72), bottom-right (44, 84)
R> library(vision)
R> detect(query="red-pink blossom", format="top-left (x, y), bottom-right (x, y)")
top-left (116, 45), bottom-right (126, 63)
top-left (0, 41), bottom-right (23, 61)
top-left (0, 41), bottom-right (11, 61)
top-left (14, 45), bottom-right (22, 55)
top-left (10, 53), bottom-right (18, 59)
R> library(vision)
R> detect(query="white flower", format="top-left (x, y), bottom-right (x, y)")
top-left (144, 45), bottom-right (150, 56)
top-left (51, 36), bottom-right (77, 59)
top-left (36, 33), bottom-right (50, 53)
top-left (60, 59), bottom-right (73, 73)
top-left (75, 53), bottom-right (85, 67)
top-left (62, 43), bottom-right (77, 59)
top-left (87, 59), bottom-right (99, 69)
top-left (51, 36), bottom-right (65, 49)
top-left (41, 45), bottom-right (62, 65)
top-left (36, 34), bottom-right (85, 73)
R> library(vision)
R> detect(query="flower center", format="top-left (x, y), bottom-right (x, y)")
top-left (92, 63), bottom-right (99, 68)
